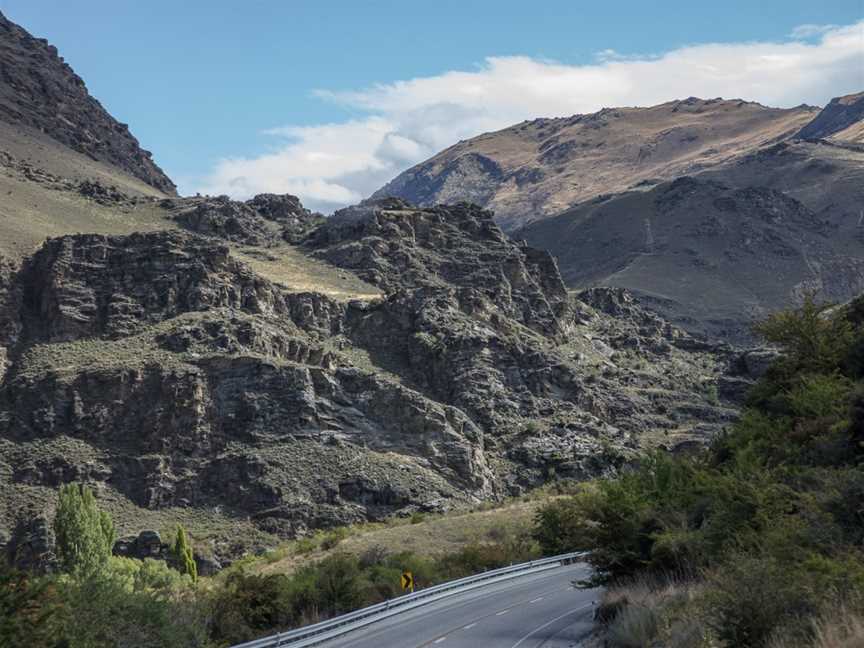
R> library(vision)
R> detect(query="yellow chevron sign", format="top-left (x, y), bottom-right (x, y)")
top-left (401, 571), bottom-right (414, 591)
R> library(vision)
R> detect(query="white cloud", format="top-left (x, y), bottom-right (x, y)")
top-left (790, 24), bottom-right (839, 39)
top-left (195, 21), bottom-right (864, 211)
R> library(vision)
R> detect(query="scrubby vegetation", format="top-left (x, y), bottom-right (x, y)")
top-left (1, 488), bottom-right (540, 647)
top-left (534, 296), bottom-right (864, 646)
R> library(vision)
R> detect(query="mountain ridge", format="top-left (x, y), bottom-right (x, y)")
top-left (0, 10), bottom-right (176, 195)
top-left (373, 97), bottom-right (818, 230)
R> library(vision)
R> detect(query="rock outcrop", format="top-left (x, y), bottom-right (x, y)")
top-left (0, 11), bottom-right (759, 570)
top-left (1, 200), bottom-right (739, 563)
top-left (163, 194), bottom-right (323, 246)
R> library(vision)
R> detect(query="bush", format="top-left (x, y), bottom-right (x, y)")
top-left (211, 572), bottom-right (298, 644)
top-left (0, 564), bottom-right (62, 647)
top-left (59, 571), bottom-right (208, 648)
top-left (293, 536), bottom-right (317, 555)
top-left (108, 556), bottom-right (190, 592)
top-left (706, 553), bottom-right (816, 646)
top-left (753, 294), bottom-right (853, 375)
top-left (320, 527), bottom-right (349, 550)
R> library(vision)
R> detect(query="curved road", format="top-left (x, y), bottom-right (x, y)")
top-left (320, 563), bottom-right (601, 648)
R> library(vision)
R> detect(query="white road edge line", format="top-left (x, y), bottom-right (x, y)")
top-left (463, 623), bottom-right (477, 630)
top-left (434, 637), bottom-right (447, 644)
top-left (510, 603), bottom-right (593, 648)
top-left (496, 610), bottom-right (509, 615)
top-left (529, 597), bottom-right (544, 603)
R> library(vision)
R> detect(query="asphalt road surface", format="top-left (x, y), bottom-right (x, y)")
top-left (320, 563), bottom-right (601, 648)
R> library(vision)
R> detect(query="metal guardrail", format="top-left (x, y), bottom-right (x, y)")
top-left (231, 551), bottom-right (585, 648)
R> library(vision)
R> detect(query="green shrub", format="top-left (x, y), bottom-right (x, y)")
top-left (58, 570), bottom-right (207, 648)
top-left (753, 294), bottom-right (854, 374)
top-left (312, 553), bottom-right (363, 616)
top-left (211, 572), bottom-right (297, 644)
top-left (706, 553), bottom-right (815, 647)
top-left (320, 527), bottom-right (349, 550)
top-left (294, 536), bottom-right (318, 555)
top-left (0, 565), bottom-right (62, 647)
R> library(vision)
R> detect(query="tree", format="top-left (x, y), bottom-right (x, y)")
top-left (171, 525), bottom-right (197, 583)
top-left (753, 293), bottom-right (853, 373)
top-left (53, 483), bottom-right (116, 577)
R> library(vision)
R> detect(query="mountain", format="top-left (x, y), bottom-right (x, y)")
top-left (796, 91), bottom-right (864, 143)
top-left (518, 177), bottom-right (864, 340)
top-left (517, 97), bottom-right (864, 340)
top-left (0, 13), bottom-right (750, 569)
top-left (0, 11), bottom-right (182, 264)
top-left (373, 98), bottom-right (817, 231)
top-left (0, 11), bottom-right (175, 195)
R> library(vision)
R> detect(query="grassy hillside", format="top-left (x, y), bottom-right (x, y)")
top-left (244, 497), bottom-right (549, 577)
top-left (0, 123), bottom-right (173, 262)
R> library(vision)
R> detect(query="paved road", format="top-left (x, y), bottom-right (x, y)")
top-left (321, 563), bottom-right (601, 648)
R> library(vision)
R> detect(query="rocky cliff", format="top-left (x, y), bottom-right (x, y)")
top-left (0, 11), bottom-right (176, 194)
top-left (0, 199), bottom-right (741, 567)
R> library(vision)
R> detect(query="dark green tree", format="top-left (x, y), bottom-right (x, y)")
top-left (53, 483), bottom-right (116, 577)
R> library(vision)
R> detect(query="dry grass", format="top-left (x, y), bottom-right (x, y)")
top-left (811, 607), bottom-right (864, 648)
top-left (400, 99), bottom-right (817, 229)
top-left (599, 575), bottom-right (708, 648)
top-left (255, 499), bottom-right (547, 577)
top-left (0, 122), bottom-right (175, 261)
top-left (230, 244), bottom-right (381, 301)
top-left (768, 604), bottom-right (864, 648)
top-left (0, 171), bottom-right (172, 261)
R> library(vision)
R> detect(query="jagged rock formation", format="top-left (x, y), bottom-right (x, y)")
top-left (0, 11), bottom-right (176, 194)
top-left (0, 200), bottom-right (739, 564)
top-left (310, 198), bottom-right (568, 334)
top-left (162, 193), bottom-right (323, 246)
top-left (374, 98), bottom-right (817, 230)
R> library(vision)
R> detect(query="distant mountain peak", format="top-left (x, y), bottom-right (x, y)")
top-left (373, 97), bottom-right (817, 231)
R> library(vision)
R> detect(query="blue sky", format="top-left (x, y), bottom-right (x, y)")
top-left (3, 1), bottom-right (863, 209)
